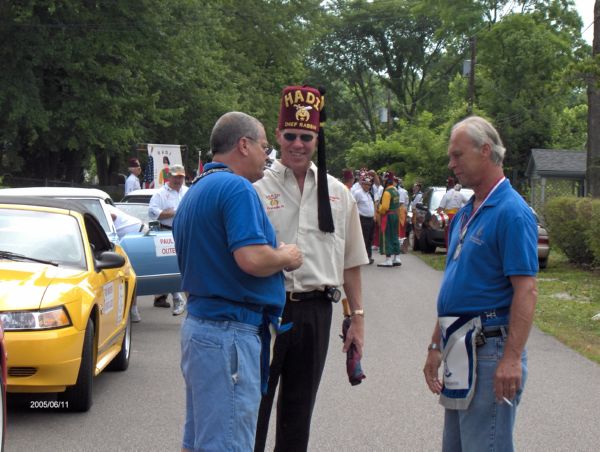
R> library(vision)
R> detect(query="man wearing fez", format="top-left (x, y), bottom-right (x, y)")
top-left (253, 85), bottom-right (368, 451)
top-left (125, 158), bottom-right (142, 195)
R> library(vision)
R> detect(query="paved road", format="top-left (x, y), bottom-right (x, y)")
top-left (6, 253), bottom-right (600, 451)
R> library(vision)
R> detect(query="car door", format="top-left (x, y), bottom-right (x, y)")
top-left (119, 229), bottom-right (181, 296)
top-left (84, 216), bottom-right (127, 357)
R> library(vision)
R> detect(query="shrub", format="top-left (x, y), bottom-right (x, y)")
top-left (585, 198), bottom-right (600, 266)
top-left (544, 196), bottom-right (595, 265)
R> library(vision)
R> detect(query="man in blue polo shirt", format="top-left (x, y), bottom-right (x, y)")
top-left (423, 116), bottom-right (538, 452)
top-left (173, 111), bottom-right (303, 452)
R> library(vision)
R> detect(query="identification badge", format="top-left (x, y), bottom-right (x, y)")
top-left (453, 242), bottom-right (462, 260)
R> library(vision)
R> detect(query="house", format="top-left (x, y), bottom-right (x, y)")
top-left (525, 148), bottom-right (586, 212)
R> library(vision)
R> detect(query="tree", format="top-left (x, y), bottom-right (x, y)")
top-left (588, 0), bottom-right (600, 197)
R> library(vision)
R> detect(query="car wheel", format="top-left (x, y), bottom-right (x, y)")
top-left (539, 257), bottom-right (548, 269)
top-left (420, 230), bottom-right (436, 254)
top-left (60, 318), bottom-right (94, 412)
top-left (107, 312), bottom-right (131, 371)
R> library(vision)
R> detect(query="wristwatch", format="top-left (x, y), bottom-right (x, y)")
top-left (428, 343), bottom-right (440, 352)
top-left (351, 309), bottom-right (364, 317)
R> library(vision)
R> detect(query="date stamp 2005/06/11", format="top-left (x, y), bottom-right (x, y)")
top-left (30, 400), bottom-right (69, 409)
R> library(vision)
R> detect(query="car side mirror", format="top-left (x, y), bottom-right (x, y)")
top-left (148, 220), bottom-right (161, 231)
top-left (95, 251), bottom-right (126, 271)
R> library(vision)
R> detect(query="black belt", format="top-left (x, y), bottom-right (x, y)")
top-left (482, 327), bottom-right (506, 338)
top-left (159, 224), bottom-right (172, 230)
top-left (286, 290), bottom-right (326, 302)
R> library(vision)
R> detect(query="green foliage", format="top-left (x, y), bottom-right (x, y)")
top-left (583, 197), bottom-right (600, 266)
top-left (477, 13), bottom-right (576, 174)
top-left (345, 111), bottom-right (448, 185)
top-left (544, 196), bottom-right (596, 265)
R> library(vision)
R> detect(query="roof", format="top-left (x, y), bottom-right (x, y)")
top-left (526, 149), bottom-right (586, 178)
top-left (0, 195), bottom-right (96, 217)
top-left (0, 186), bottom-right (112, 201)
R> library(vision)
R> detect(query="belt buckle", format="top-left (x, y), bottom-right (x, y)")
top-left (289, 292), bottom-right (301, 302)
top-left (484, 310), bottom-right (497, 320)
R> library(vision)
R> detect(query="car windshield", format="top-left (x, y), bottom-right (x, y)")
top-left (0, 208), bottom-right (86, 268)
top-left (114, 203), bottom-right (150, 223)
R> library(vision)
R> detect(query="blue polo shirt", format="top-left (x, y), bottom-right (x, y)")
top-left (437, 179), bottom-right (538, 316)
top-left (173, 162), bottom-right (285, 325)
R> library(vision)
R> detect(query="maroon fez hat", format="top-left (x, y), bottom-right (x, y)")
top-left (278, 85), bottom-right (333, 232)
top-left (128, 158), bottom-right (140, 168)
top-left (278, 86), bottom-right (323, 133)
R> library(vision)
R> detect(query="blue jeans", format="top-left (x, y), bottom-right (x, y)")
top-left (181, 315), bottom-right (261, 451)
top-left (442, 334), bottom-right (528, 452)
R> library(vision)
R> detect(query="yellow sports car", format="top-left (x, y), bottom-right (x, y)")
top-left (0, 196), bottom-right (136, 412)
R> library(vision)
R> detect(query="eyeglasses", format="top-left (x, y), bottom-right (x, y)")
top-left (282, 132), bottom-right (315, 143)
top-left (244, 136), bottom-right (273, 155)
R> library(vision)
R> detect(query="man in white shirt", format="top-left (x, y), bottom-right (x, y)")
top-left (352, 174), bottom-right (376, 264)
top-left (148, 164), bottom-right (188, 315)
top-left (125, 158), bottom-right (142, 195)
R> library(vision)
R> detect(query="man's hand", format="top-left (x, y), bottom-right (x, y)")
top-left (279, 242), bottom-right (303, 271)
top-left (494, 355), bottom-right (522, 401)
top-left (343, 314), bottom-right (364, 358)
top-left (423, 350), bottom-right (443, 395)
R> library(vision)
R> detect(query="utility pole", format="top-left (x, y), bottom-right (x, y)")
top-left (587, 0), bottom-right (600, 197)
top-left (467, 36), bottom-right (476, 115)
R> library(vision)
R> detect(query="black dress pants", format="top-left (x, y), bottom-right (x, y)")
top-left (359, 215), bottom-right (375, 258)
top-left (254, 297), bottom-right (332, 452)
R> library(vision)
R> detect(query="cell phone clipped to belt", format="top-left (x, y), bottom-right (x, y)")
top-left (325, 287), bottom-right (341, 303)
top-left (475, 331), bottom-right (486, 347)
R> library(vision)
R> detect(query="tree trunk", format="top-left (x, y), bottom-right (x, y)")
top-left (587, 0), bottom-right (600, 197)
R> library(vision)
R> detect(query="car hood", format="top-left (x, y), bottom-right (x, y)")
top-left (0, 262), bottom-right (87, 311)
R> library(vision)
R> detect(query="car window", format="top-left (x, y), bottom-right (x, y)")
top-left (0, 208), bottom-right (86, 268)
top-left (59, 198), bottom-right (111, 234)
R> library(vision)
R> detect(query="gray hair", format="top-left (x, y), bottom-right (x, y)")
top-left (210, 112), bottom-right (263, 154)
top-left (451, 116), bottom-right (506, 166)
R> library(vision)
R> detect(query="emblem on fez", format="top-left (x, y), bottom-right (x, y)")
top-left (294, 104), bottom-right (312, 122)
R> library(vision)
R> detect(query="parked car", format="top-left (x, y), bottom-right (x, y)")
top-left (0, 196), bottom-right (136, 411)
top-left (0, 187), bottom-right (181, 295)
top-left (114, 202), bottom-right (151, 224)
top-left (120, 188), bottom-right (158, 203)
top-left (411, 186), bottom-right (551, 268)
top-left (532, 209), bottom-right (550, 269)
top-left (412, 186), bottom-right (474, 253)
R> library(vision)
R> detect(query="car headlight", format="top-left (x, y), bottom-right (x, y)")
top-left (0, 306), bottom-right (72, 331)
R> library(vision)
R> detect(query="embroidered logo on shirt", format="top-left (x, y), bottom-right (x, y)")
top-left (265, 193), bottom-right (284, 211)
top-left (469, 227), bottom-right (485, 245)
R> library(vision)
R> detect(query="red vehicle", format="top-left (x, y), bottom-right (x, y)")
top-left (0, 320), bottom-right (6, 451)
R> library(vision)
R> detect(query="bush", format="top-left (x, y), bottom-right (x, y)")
top-left (544, 196), bottom-right (596, 265)
top-left (586, 198), bottom-right (600, 266)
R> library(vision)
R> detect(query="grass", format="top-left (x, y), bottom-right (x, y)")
top-left (414, 248), bottom-right (600, 364)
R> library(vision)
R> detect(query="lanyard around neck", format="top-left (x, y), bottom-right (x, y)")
top-left (453, 177), bottom-right (505, 260)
